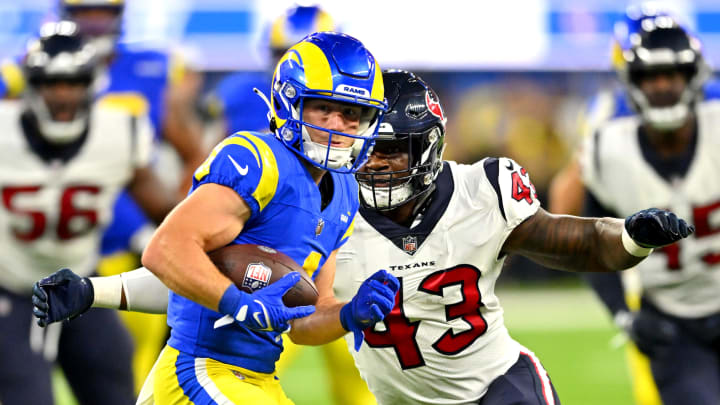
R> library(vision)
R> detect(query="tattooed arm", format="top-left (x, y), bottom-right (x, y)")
top-left (501, 207), bottom-right (644, 272)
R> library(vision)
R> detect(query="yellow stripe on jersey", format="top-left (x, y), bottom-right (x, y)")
top-left (194, 133), bottom-right (279, 212)
top-left (302, 251), bottom-right (323, 277)
top-left (97, 92), bottom-right (149, 116)
top-left (1, 61), bottom-right (25, 97)
top-left (240, 133), bottom-right (279, 211)
top-left (341, 215), bottom-right (356, 242)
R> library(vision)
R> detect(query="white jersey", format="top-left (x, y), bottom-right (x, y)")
top-left (0, 100), bottom-right (153, 294)
top-left (334, 159), bottom-right (542, 405)
top-left (581, 100), bottom-right (720, 318)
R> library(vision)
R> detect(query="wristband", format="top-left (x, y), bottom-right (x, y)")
top-left (218, 283), bottom-right (244, 316)
top-left (88, 275), bottom-right (120, 309)
top-left (621, 227), bottom-right (654, 257)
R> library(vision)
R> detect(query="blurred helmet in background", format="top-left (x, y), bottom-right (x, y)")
top-left (269, 5), bottom-right (336, 59)
top-left (270, 32), bottom-right (386, 173)
top-left (23, 20), bottom-right (97, 143)
top-left (357, 69), bottom-right (447, 210)
top-left (59, 0), bottom-right (124, 58)
top-left (613, 9), bottom-right (710, 130)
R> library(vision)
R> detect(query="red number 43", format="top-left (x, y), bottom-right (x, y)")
top-left (363, 265), bottom-right (488, 369)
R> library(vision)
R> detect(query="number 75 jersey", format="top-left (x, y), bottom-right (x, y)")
top-left (334, 159), bottom-right (540, 405)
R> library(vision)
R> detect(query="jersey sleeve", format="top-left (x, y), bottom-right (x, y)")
top-left (578, 130), bottom-right (616, 212)
top-left (193, 132), bottom-right (280, 218)
top-left (482, 157), bottom-right (540, 229)
top-left (132, 114), bottom-right (155, 169)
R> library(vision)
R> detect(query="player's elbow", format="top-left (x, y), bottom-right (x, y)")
top-left (141, 231), bottom-right (172, 279)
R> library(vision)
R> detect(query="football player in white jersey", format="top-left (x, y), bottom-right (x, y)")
top-left (31, 70), bottom-right (694, 405)
top-left (0, 21), bottom-right (175, 404)
top-left (580, 16), bottom-right (720, 405)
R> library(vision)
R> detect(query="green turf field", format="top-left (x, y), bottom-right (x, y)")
top-left (55, 284), bottom-right (635, 405)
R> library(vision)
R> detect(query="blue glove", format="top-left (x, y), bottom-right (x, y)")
top-left (625, 208), bottom-right (694, 248)
top-left (32, 268), bottom-right (94, 327)
top-left (616, 309), bottom-right (679, 357)
top-left (340, 269), bottom-right (400, 351)
top-left (218, 272), bottom-right (315, 333)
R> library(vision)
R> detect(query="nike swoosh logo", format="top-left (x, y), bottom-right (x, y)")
top-left (228, 155), bottom-right (249, 176)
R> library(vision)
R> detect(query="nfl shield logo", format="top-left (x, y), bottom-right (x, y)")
top-left (315, 218), bottom-right (325, 237)
top-left (402, 236), bottom-right (417, 254)
top-left (243, 262), bottom-right (272, 292)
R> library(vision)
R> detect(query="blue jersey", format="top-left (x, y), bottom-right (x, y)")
top-left (211, 72), bottom-right (271, 133)
top-left (98, 42), bottom-right (172, 138)
top-left (166, 132), bottom-right (359, 373)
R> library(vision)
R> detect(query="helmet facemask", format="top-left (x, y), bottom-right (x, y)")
top-left (24, 21), bottom-right (97, 144)
top-left (357, 125), bottom-right (445, 211)
top-left (617, 19), bottom-right (711, 131)
top-left (272, 76), bottom-right (385, 173)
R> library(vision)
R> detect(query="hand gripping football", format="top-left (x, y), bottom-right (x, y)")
top-left (208, 244), bottom-right (319, 307)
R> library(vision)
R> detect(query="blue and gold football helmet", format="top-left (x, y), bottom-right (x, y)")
top-left (269, 31), bottom-right (386, 173)
top-left (270, 5), bottom-right (336, 56)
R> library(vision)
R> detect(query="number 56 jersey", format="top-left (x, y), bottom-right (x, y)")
top-left (335, 159), bottom-right (541, 405)
top-left (0, 100), bottom-right (153, 294)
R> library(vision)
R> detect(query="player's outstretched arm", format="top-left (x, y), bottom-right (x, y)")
top-left (32, 267), bottom-right (170, 326)
top-left (288, 251), bottom-right (399, 350)
top-left (502, 207), bottom-right (693, 272)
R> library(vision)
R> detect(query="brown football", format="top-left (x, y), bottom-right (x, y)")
top-left (208, 244), bottom-right (319, 307)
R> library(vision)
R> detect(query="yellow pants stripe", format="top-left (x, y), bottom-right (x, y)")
top-left (152, 345), bottom-right (294, 405)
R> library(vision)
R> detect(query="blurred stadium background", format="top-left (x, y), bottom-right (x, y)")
top-left (6, 0), bottom-right (716, 403)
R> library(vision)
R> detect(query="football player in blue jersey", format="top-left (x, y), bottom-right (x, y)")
top-left (207, 6), bottom-right (380, 404)
top-left (33, 31), bottom-right (393, 404)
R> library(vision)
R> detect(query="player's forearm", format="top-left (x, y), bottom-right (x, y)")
top-left (89, 267), bottom-right (169, 313)
top-left (287, 298), bottom-right (347, 345)
top-left (510, 212), bottom-right (644, 272)
top-left (142, 230), bottom-right (231, 311)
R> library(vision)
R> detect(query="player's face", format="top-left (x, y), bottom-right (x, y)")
top-left (359, 139), bottom-right (410, 186)
top-left (38, 80), bottom-right (88, 122)
top-left (636, 68), bottom-right (687, 108)
top-left (302, 99), bottom-right (361, 148)
top-left (68, 8), bottom-right (121, 38)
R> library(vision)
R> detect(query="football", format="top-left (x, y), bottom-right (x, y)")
top-left (208, 243), bottom-right (319, 307)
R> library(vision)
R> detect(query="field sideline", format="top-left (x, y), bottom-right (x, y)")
top-left (55, 284), bottom-right (635, 405)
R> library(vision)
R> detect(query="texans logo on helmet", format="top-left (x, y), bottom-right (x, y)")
top-left (425, 91), bottom-right (445, 121)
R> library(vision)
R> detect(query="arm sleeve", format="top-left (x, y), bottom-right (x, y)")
top-left (581, 189), bottom-right (629, 316)
top-left (90, 268), bottom-right (169, 313)
top-left (132, 113), bottom-right (155, 169)
top-left (193, 133), bottom-right (280, 219)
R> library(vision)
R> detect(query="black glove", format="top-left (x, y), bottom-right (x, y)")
top-left (32, 268), bottom-right (94, 327)
top-left (616, 309), bottom-right (679, 357)
top-left (625, 208), bottom-right (694, 248)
